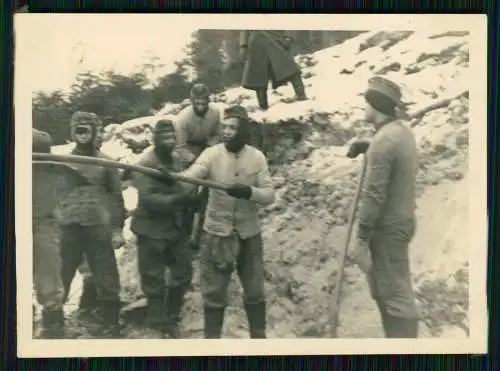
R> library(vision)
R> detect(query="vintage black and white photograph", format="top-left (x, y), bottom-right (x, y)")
top-left (15, 14), bottom-right (487, 356)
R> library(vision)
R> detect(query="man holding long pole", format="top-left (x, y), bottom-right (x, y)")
top-left (347, 76), bottom-right (420, 338)
top-left (178, 105), bottom-right (275, 339)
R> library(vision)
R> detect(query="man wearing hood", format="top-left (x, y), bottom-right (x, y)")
top-left (58, 111), bottom-right (126, 337)
top-left (347, 76), bottom-right (420, 338)
top-left (239, 30), bottom-right (307, 110)
top-left (130, 118), bottom-right (198, 338)
top-left (178, 105), bottom-right (275, 339)
top-left (173, 83), bottom-right (222, 250)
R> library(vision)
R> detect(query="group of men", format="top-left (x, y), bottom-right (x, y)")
top-left (33, 36), bottom-right (420, 340)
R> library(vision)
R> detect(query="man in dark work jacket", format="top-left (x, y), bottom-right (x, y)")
top-left (130, 118), bottom-right (198, 338)
top-left (347, 76), bottom-right (420, 338)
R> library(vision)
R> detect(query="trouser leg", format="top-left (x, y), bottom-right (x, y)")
top-left (199, 234), bottom-right (232, 338)
top-left (136, 235), bottom-right (169, 330)
top-left (289, 73), bottom-right (307, 101)
top-left (33, 218), bottom-right (66, 338)
top-left (237, 234), bottom-right (266, 338)
top-left (256, 89), bottom-right (269, 110)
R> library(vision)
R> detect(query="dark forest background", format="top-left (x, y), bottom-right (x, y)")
top-left (33, 30), bottom-right (363, 144)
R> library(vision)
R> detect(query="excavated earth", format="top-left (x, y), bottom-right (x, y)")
top-left (35, 29), bottom-right (470, 339)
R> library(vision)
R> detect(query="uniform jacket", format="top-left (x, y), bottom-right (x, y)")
top-left (57, 148), bottom-right (125, 230)
top-left (173, 103), bottom-right (221, 168)
top-left (181, 143), bottom-right (275, 239)
top-left (130, 147), bottom-right (198, 239)
top-left (358, 120), bottom-right (418, 231)
top-left (240, 30), bottom-right (301, 90)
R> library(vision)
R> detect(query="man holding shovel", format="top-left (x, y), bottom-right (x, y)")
top-left (347, 76), bottom-right (420, 338)
top-left (178, 105), bottom-right (275, 339)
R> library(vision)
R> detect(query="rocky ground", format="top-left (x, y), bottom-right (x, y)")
top-left (37, 29), bottom-right (470, 339)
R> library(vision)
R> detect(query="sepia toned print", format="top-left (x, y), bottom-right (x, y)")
top-left (15, 14), bottom-right (487, 357)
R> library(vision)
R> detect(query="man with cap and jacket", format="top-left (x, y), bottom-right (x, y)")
top-left (130, 118), bottom-right (198, 338)
top-left (174, 83), bottom-right (222, 250)
top-left (347, 76), bottom-right (420, 338)
top-left (177, 105), bottom-right (275, 339)
top-left (239, 30), bottom-right (307, 110)
top-left (58, 111), bottom-right (126, 337)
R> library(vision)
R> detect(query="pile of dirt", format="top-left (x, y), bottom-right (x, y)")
top-left (45, 29), bottom-right (470, 339)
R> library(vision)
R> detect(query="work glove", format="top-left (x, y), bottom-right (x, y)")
top-left (346, 139), bottom-right (371, 159)
top-left (111, 230), bottom-right (125, 250)
top-left (155, 165), bottom-right (176, 186)
top-left (226, 183), bottom-right (253, 200)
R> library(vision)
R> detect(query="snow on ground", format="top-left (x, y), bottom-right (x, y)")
top-left (43, 29), bottom-right (470, 339)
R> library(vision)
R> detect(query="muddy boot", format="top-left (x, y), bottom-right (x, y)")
top-left (78, 278), bottom-right (98, 319)
top-left (290, 75), bottom-right (307, 101)
top-left (93, 300), bottom-right (123, 339)
top-left (383, 314), bottom-right (419, 338)
top-left (40, 308), bottom-right (65, 339)
top-left (244, 302), bottom-right (266, 338)
top-left (203, 306), bottom-right (225, 339)
top-left (163, 286), bottom-right (186, 339)
top-left (256, 89), bottom-right (269, 110)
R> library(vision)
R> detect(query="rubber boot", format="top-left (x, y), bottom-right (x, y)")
top-left (256, 89), bottom-right (269, 110)
top-left (203, 306), bottom-right (225, 339)
top-left (290, 75), bottom-right (307, 101)
top-left (244, 302), bottom-right (266, 338)
top-left (78, 278), bottom-right (98, 319)
top-left (163, 286), bottom-right (186, 339)
top-left (383, 314), bottom-right (419, 338)
top-left (94, 300), bottom-right (122, 339)
top-left (40, 308), bottom-right (65, 339)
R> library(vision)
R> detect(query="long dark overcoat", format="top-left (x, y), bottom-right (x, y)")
top-left (240, 30), bottom-right (301, 90)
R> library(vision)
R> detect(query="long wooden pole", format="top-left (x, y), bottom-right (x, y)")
top-left (328, 154), bottom-right (368, 338)
top-left (32, 153), bottom-right (230, 191)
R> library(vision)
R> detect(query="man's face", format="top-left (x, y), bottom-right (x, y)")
top-left (155, 128), bottom-right (176, 149)
top-left (363, 100), bottom-right (378, 123)
top-left (192, 98), bottom-right (209, 114)
top-left (74, 124), bottom-right (94, 144)
top-left (222, 118), bottom-right (239, 142)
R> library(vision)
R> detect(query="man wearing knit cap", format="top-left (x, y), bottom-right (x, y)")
top-left (58, 111), bottom-right (126, 337)
top-left (347, 76), bottom-right (420, 338)
top-left (179, 105), bottom-right (275, 338)
top-left (130, 118), bottom-right (198, 338)
top-left (174, 83), bottom-right (222, 250)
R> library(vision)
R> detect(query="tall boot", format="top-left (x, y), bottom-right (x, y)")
top-left (244, 302), bottom-right (266, 339)
top-left (163, 286), bottom-right (186, 339)
top-left (203, 305), bottom-right (225, 339)
top-left (290, 75), bottom-right (307, 101)
top-left (40, 308), bottom-right (65, 339)
top-left (383, 314), bottom-right (419, 338)
top-left (94, 300), bottom-right (122, 339)
top-left (256, 89), bottom-right (269, 110)
top-left (78, 278), bottom-right (98, 318)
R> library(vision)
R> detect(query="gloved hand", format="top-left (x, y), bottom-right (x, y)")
top-left (156, 165), bottom-right (176, 186)
top-left (111, 230), bottom-right (125, 250)
top-left (226, 183), bottom-right (253, 200)
top-left (346, 139), bottom-right (371, 159)
top-left (349, 238), bottom-right (372, 274)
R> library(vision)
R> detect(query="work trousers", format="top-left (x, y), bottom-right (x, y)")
top-left (199, 232), bottom-right (265, 308)
top-left (60, 224), bottom-right (121, 304)
top-left (33, 218), bottom-right (65, 311)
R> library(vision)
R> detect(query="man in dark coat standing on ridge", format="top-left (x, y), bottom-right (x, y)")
top-left (239, 30), bottom-right (307, 110)
top-left (347, 76), bottom-right (420, 338)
